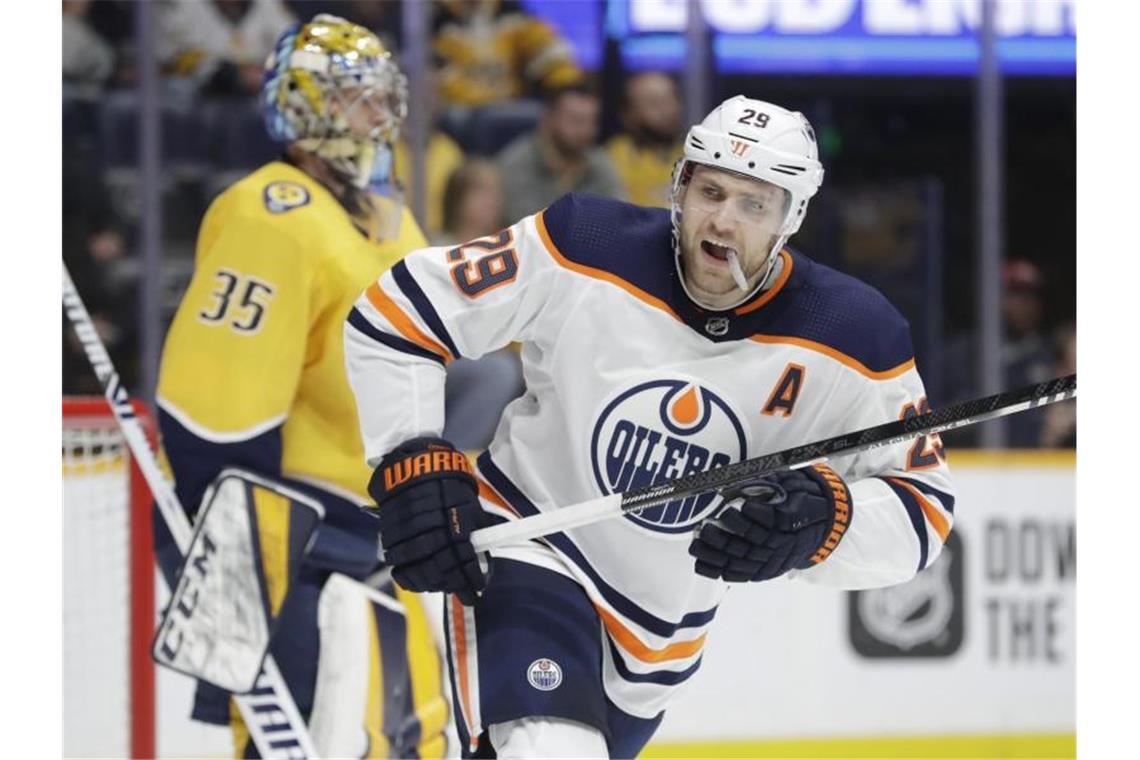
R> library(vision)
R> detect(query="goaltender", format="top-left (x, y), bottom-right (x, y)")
top-left (156, 15), bottom-right (449, 758)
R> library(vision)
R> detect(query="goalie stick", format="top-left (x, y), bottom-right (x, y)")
top-left (468, 373), bottom-right (1077, 553)
top-left (62, 265), bottom-right (320, 760)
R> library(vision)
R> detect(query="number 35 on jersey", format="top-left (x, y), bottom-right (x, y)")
top-left (198, 269), bottom-right (276, 334)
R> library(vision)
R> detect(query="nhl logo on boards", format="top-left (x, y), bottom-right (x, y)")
top-left (591, 378), bottom-right (748, 534)
top-left (527, 658), bottom-right (562, 691)
top-left (848, 531), bottom-right (965, 658)
top-left (705, 317), bottom-right (730, 336)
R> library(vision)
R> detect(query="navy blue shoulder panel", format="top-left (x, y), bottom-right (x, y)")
top-left (759, 252), bottom-right (914, 373)
top-left (539, 195), bottom-right (912, 372)
top-left (540, 193), bottom-right (677, 299)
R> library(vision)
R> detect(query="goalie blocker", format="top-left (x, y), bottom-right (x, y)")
top-left (152, 468), bottom-right (455, 757)
top-left (154, 469), bottom-right (325, 693)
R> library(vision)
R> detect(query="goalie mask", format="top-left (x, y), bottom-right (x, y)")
top-left (671, 96), bottom-right (824, 310)
top-left (262, 14), bottom-right (408, 192)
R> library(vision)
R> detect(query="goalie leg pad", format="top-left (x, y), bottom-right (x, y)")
top-left (308, 574), bottom-right (452, 759)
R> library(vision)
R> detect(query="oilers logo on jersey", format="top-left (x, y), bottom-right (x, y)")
top-left (590, 379), bottom-right (748, 534)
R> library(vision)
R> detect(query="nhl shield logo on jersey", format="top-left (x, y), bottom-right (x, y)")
top-left (591, 379), bottom-right (748, 534)
top-left (705, 317), bottom-right (730, 336)
top-left (263, 181), bottom-right (311, 214)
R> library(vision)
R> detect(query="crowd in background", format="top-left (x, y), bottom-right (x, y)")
top-left (62, 0), bottom-right (1075, 449)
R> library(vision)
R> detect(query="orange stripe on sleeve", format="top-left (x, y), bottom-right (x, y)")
top-left (888, 477), bottom-right (952, 542)
top-left (594, 604), bottom-right (706, 664)
top-left (535, 211), bottom-right (684, 324)
top-left (476, 477), bottom-right (520, 518)
top-left (449, 595), bottom-right (475, 738)
top-left (365, 282), bottom-right (454, 363)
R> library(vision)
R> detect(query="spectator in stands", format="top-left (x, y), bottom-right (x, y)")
top-left (1000, 258), bottom-right (1058, 387)
top-left (497, 83), bottom-right (626, 222)
top-left (605, 71), bottom-right (684, 208)
top-left (62, 142), bottom-right (135, 394)
top-left (432, 0), bottom-right (583, 109)
top-left (63, 0), bottom-right (116, 99)
top-left (288, 0), bottom-right (403, 50)
top-left (944, 258), bottom-right (1059, 447)
top-left (394, 69), bottom-right (466, 237)
top-left (429, 159), bottom-right (522, 449)
top-left (394, 134), bottom-right (464, 238)
top-left (159, 0), bottom-right (295, 97)
top-left (431, 159), bottom-right (505, 246)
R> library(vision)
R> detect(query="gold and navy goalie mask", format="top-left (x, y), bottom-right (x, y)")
top-left (262, 14), bottom-right (409, 190)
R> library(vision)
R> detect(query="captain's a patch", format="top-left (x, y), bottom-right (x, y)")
top-left (263, 182), bottom-right (310, 214)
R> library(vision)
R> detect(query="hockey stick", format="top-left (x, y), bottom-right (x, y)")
top-left (62, 265), bottom-right (320, 759)
top-left (469, 373), bottom-right (1077, 552)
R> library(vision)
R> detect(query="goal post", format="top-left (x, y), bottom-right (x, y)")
top-left (63, 396), bottom-right (156, 759)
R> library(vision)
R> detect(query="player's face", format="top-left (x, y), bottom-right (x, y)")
top-left (334, 85), bottom-right (400, 142)
top-left (678, 165), bottom-right (787, 303)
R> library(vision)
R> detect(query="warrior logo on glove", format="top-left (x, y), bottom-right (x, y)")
top-left (368, 437), bottom-right (490, 604)
top-left (380, 444), bottom-right (473, 491)
top-left (688, 463), bottom-right (852, 583)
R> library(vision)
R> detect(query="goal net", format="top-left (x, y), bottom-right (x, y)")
top-left (63, 397), bottom-right (155, 759)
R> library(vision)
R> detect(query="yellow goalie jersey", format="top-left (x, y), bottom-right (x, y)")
top-left (158, 160), bottom-right (427, 504)
top-left (156, 161), bottom-right (449, 757)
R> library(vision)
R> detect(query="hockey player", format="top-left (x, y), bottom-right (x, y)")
top-left (344, 96), bottom-right (955, 758)
top-left (157, 15), bottom-right (450, 758)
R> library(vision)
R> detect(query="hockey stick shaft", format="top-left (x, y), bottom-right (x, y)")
top-left (470, 373), bottom-right (1076, 552)
top-left (62, 265), bottom-right (319, 759)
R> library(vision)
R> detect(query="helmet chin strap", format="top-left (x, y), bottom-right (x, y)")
top-left (753, 233), bottom-right (789, 293)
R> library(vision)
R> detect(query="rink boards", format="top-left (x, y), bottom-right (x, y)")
top-left (646, 450), bottom-right (1076, 757)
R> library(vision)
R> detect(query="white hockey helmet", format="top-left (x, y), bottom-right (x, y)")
top-left (671, 96), bottom-right (825, 302)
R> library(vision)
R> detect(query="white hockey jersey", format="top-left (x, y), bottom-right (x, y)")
top-left (345, 193), bottom-right (955, 719)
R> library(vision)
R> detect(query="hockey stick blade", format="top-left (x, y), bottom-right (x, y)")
top-left (63, 264), bottom-right (320, 759)
top-left (470, 373), bottom-right (1076, 552)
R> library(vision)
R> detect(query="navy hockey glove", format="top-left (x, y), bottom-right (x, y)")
top-left (368, 437), bottom-right (489, 605)
top-left (688, 463), bottom-right (853, 582)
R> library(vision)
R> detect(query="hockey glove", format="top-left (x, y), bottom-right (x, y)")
top-left (688, 463), bottom-right (852, 582)
top-left (368, 437), bottom-right (489, 605)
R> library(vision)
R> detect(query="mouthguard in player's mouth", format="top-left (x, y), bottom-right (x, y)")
top-left (726, 250), bottom-right (749, 292)
top-left (700, 240), bottom-right (750, 294)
